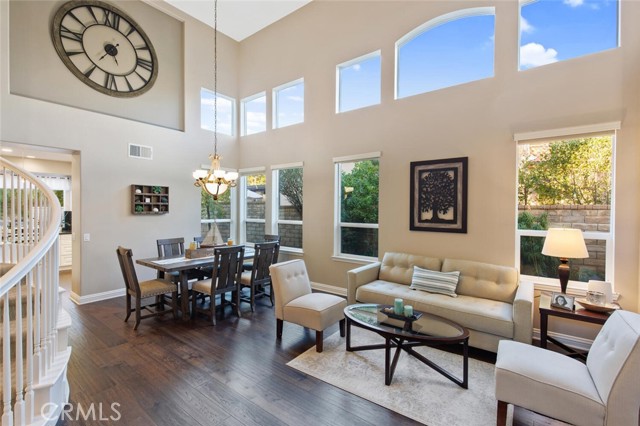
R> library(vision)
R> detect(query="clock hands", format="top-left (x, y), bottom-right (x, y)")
top-left (98, 43), bottom-right (120, 66)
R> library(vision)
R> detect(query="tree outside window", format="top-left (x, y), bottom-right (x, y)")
top-left (338, 159), bottom-right (379, 257)
top-left (275, 167), bottom-right (303, 249)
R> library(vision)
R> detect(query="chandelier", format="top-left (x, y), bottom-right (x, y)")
top-left (193, 0), bottom-right (238, 200)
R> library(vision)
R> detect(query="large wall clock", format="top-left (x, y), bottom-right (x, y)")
top-left (51, 0), bottom-right (158, 98)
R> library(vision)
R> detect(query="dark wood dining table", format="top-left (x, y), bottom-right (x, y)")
top-left (136, 247), bottom-right (254, 321)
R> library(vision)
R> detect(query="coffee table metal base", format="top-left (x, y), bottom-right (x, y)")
top-left (346, 317), bottom-right (469, 388)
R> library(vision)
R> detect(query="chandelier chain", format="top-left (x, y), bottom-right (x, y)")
top-left (213, 0), bottom-right (218, 154)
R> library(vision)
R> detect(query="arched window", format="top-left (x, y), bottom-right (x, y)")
top-left (395, 8), bottom-right (495, 99)
top-left (519, 0), bottom-right (619, 70)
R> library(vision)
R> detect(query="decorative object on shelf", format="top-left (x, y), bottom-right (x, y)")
top-left (192, 0), bottom-right (238, 200)
top-left (551, 292), bottom-right (575, 311)
top-left (131, 184), bottom-right (169, 215)
top-left (410, 157), bottom-right (468, 233)
top-left (404, 305), bottom-right (414, 317)
top-left (51, 0), bottom-right (158, 97)
top-left (541, 228), bottom-right (589, 293)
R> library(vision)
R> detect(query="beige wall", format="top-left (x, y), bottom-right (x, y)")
top-left (0, 0), bottom-right (239, 298)
top-left (237, 0), bottom-right (640, 312)
top-left (0, 0), bottom-right (639, 315)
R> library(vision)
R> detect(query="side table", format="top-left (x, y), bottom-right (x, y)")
top-left (539, 292), bottom-right (619, 361)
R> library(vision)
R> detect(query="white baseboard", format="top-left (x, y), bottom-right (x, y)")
top-left (70, 288), bottom-right (125, 305)
top-left (533, 328), bottom-right (593, 352)
top-left (310, 282), bottom-right (347, 297)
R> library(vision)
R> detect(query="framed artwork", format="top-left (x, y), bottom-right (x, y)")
top-left (551, 292), bottom-right (575, 311)
top-left (410, 157), bottom-right (468, 233)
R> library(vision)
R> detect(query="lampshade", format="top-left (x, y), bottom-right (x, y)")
top-left (542, 228), bottom-right (589, 259)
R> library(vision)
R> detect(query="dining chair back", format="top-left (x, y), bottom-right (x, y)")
top-left (116, 246), bottom-right (178, 330)
top-left (240, 241), bottom-right (279, 311)
top-left (156, 237), bottom-right (185, 257)
top-left (263, 234), bottom-right (281, 263)
top-left (191, 245), bottom-right (245, 325)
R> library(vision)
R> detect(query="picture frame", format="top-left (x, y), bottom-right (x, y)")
top-left (551, 292), bottom-right (575, 311)
top-left (410, 157), bottom-right (468, 233)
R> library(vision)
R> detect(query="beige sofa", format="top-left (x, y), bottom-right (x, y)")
top-left (347, 252), bottom-right (533, 352)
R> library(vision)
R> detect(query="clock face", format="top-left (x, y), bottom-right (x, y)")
top-left (51, 0), bottom-right (158, 97)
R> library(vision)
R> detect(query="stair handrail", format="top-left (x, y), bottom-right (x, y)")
top-left (0, 157), bottom-right (62, 298)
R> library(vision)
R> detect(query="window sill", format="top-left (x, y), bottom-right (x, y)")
top-left (331, 255), bottom-right (377, 265)
top-left (280, 247), bottom-right (303, 256)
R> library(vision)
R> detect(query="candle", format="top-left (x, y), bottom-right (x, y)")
top-left (404, 305), bottom-right (414, 317)
top-left (394, 298), bottom-right (404, 315)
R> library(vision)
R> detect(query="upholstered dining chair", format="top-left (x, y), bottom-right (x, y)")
top-left (269, 259), bottom-right (347, 352)
top-left (191, 245), bottom-right (245, 325)
top-left (116, 246), bottom-right (178, 330)
top-left (239, 241), bottom-right (278, 311)
top-left (495, 309), bottom-right (640, 426)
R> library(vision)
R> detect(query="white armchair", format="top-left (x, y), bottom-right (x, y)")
top-left (495, 310), bottom-right (640, 426)
top-left (270, 259), bottom-right (347, 352)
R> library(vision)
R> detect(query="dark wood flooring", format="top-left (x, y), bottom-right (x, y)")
top-left (60, 291), bottom-right (566, 426)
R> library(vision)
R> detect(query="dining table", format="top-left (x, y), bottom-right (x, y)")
top-left (136, 247), bottom-right (254, 321)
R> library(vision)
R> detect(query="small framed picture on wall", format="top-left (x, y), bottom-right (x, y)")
top-left (551, 292), bottom-right (575, 311)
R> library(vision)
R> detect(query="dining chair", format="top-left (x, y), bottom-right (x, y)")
top-left (243, 234), bottom-right (280, 271)
top-left (191, 245), bottom-right (245, 325)
top-left (156, 237), bottom-right (208, 281)
top-left (116, 246), bottom-right (178, 330)
top-left (239, 241), bottom-right (278, 311)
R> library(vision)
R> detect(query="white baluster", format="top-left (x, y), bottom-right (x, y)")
top-left (13, 281), bottom-right (24, 426)
top-left (2, 295), bottom-right (13, 426)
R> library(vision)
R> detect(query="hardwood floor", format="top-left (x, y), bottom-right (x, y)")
top-left (59, 288), bottom-right (567, 426)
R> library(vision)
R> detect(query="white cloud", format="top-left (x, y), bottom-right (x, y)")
top-left (351, 63), bottom-right (361, 72)
top-left (520, 16), bottom-right (534, 34)
top-left (563, 0), bottom-right (584, 7)
top-left (520, 42), bottom-right (559, 68)
top-left (287, 95), bottom-right (304, 102)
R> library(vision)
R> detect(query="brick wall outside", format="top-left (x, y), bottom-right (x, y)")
top-left (518, 204), bottom-right (610, 279)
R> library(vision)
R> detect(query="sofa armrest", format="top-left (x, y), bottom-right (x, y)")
top-left (512, 280), bottom-right (534, 344)
top-left (347, 262), bottom-right (381, 304)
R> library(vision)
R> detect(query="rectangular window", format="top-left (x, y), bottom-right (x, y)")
top-left (241, 92), bottom-right (266, 136)
top-left (200, 187), bottom-right (234, 244)
top-left (337, 51), bottom-right (381, 113)
top-left (516, 126), bottom-right (616, 289)
top-left (334, 153), bottom-right (380, 259)
top-left (273, 78), bottom-right (304, 129)
top-left (240, 171), bottom-right (266, 244)
top-left (201, 88), bottom-right (236, 136)
top-left (272, 164), bottom-right (303, 250)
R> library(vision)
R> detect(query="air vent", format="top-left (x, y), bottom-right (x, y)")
top-left (128, 143), bottom-right (153, 160)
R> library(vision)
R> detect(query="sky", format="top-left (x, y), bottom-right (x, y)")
top-left (202, 0), bottom-right (619, 131)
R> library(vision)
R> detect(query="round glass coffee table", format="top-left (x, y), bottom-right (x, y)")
top-left (344, 303), bottom-right (470, 387)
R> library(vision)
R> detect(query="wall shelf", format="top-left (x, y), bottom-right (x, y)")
top-left (131, 184), bottom-right (169, 215)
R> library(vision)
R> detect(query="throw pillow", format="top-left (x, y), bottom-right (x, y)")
top-left (410, 266), bottom-right (460, 297)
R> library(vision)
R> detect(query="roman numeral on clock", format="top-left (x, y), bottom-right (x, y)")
top-left (136, 58), bottom-right (153, 72)
top-left (60, 25), bottom-right (83, 42)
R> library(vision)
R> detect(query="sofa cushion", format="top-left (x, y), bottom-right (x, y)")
top-left (379, 252), bottom-right (442, 286)
top-left (355, 280), bottom-right (514, 338)
top-left (442, 258), bottom-right (518, 304)
top-left (410, 266), bottom-right (459, 297)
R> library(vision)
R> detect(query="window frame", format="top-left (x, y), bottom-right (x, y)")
top-left (333, 152), bottom-right (381, 263)
top-left (272, 78), bottom-right (304, 129)
top-left (514, 122), bottom-right (619, 293)
top-left (240, 91), bottom-right (267, 136)
top-left (271, 162), bottom-right (304, 253)
top-left (394, 7), bottom-right (495, 100)
top-left (200, 88), bottom-right (236, 137)
top-left (336, 50), bottom-right (381, 114)
top-left (239, 167), bottom-right (267, 245)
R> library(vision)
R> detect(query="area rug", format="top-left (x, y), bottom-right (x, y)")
top-left (287, 328), bottom-right (513, 426)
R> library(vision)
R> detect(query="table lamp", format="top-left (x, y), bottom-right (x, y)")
top-left (541, 228), bottom-right (589, 294)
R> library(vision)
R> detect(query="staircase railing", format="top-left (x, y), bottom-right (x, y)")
top-left (0, 157), bottom-right (68, 425)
